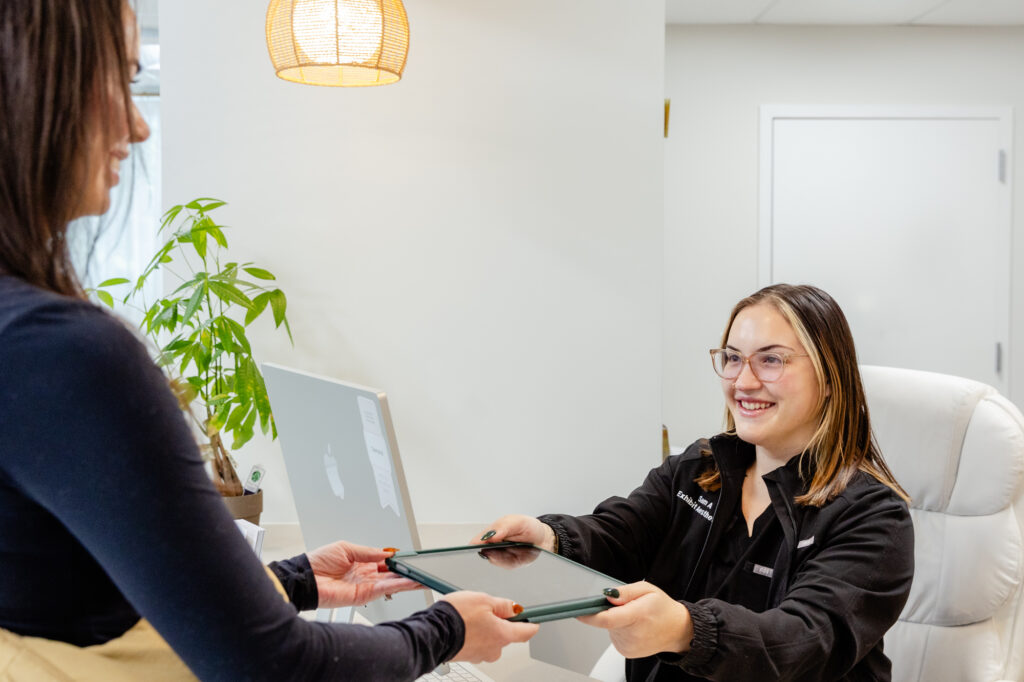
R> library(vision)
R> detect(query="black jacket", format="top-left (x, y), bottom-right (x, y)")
top-left (540, 434), bottom-right (914, 682)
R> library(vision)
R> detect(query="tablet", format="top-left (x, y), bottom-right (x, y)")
top-left (386, 542), bottom-right (624, 623)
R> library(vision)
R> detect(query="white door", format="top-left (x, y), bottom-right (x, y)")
top-left (760, 107), bottom-right (1012, 396)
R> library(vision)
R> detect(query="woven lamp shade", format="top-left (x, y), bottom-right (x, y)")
top-left (266, 0), bottom-right (409, 87)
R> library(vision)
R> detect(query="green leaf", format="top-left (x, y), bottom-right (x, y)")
top-left (154, 300), bottom-right (179, 331)
top-left (159, 204), bottom-right (184, 233)
top-left (208, 401), bottom-right (231, 434)
top-left (137, 241), bottom-right (174, 290)
top-left (269, 289), bottom-right (287, 327)
top-left (98, 277), bottom-right (130, 287)
top-left (208, 393), bottom-right (232, 407)
top-left (244, 292), bottom-right (272, 325)
top-left (231, 409), bottom-right (258, 450)
top-left (163, 337), bottom-right (191, 353)
top-left (208, 225), bottom-right (228, 249)
top-left (96, 290), bottom-right (114, 308)
top-left (242, 363), bottom-right (272, 435)
top-left (183, 284), bottom-right (206, 323)
top-left (191, 198), bottom-right (226, 212)
top-left (225, 404), bottom-right (251, 432)
top-left (242, 267), bottom-right (275, 281)
top-left (213, 318), bottom-right (238, 353)
top-left (141, 302), bottom-right (160, 334)
top-left (192, 225), bottom-right (208, 259)
top-left (208, 281), bottom-right (253, 309)
top-left (172, 271), bottom-right (208, 296)
top-left (194, 335), bottom-right (211, 374)
top-left (225, 318), bottom-right (252, 354)
top-left (181, 353), bottom-right (197, 377)
top-left (234, 357), bottom-right (252, 404)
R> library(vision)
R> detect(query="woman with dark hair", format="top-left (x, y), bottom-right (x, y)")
top-left (0, 1), bottom-right (536, 679)
top-left (478, 283), bottom-right (914, 681)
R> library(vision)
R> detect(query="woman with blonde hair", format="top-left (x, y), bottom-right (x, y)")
top-left (479, 283), bottom-right (913, 681)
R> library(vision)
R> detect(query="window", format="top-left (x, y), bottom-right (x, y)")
top-left (70, 24), bottom-right (161, 326)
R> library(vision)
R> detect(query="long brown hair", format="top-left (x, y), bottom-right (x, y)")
top-left (698, 284), bottom-right (909, 506)
top-left (0, 0), bottom-right (135, 297)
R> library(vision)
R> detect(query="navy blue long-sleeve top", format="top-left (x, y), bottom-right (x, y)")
top-left (0, 275), bottom-right (463, 680)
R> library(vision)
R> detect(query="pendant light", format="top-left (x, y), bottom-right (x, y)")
top-left (266, 0), bottom-right (409, 87)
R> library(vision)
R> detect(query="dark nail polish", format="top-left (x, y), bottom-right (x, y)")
top-left (480, 530), bottom-right (496, 541)
top-left (603, 588), bottom-right (620, 598)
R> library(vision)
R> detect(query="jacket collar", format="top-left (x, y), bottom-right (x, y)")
top-left (706, 433), bottom-right (753, 480)
top-left (708, 433), bottom-right (814, 497)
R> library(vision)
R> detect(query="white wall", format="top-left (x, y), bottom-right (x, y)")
top-left (161, 1), bottom-right (666, 525)
top-left (664, 25), bottom-right (1024, 445)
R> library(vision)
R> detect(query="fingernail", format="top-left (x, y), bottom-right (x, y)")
top-left (512, 603), bottom-right (524, 615)
top-left (603, 588), bottom-right (620, 598)
top-left (383, 547), bottom-right (399, 553)
top-left (480, 530), bottom-right (496, 541)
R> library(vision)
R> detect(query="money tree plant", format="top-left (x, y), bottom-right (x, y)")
top-left (97, 198), bottom-right (290, 496)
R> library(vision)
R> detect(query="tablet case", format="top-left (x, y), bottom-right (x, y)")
top-left (386, 542), bottom-right (624, 623)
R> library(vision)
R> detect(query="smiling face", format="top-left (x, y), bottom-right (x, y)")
top-left (74, 5), bottom-right (150, 219)
top-left (722, 302), bottom-right (823, 462)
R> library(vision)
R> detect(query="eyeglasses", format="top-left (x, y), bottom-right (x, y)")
top-left (709, 348), bottom-right (808, 383)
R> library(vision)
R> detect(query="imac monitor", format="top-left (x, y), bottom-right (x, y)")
top-left (262, 363), bottom-right (430, 623)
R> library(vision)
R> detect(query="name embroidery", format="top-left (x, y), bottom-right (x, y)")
top-left (797, 536), bottom-right (815, 549)
top-left (751, 563), bottom-right (774, 578)
top-left (677, 491), bottom-right (713, 522)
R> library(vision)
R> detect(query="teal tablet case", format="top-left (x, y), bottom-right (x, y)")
top-left (386, 542), bottom-right (624, 623)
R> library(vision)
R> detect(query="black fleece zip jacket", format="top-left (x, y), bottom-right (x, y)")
top-left (539, 434), bottom-right (914, 682)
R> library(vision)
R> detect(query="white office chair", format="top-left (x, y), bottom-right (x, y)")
top-left (862, 365), bottom-right (1024, 682)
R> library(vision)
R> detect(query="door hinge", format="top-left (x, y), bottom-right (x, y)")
top-left (996, 341), bottom-right (1003, 374)
top-left (999, 150), bottom-right (1007, 184)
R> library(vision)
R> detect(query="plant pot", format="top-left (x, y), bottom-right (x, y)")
top-left (222, 489), bottom-right (263, 526)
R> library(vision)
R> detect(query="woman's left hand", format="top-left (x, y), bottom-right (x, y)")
top-left (306, 541), bottom-right (422, 608)
top-left (577, 581), bottom-right (693, 659)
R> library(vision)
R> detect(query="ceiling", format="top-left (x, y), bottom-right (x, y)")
top-left (136, 0), bottom-right (1024, 46)
top-left (666, 0), bottom-right (1024, 26)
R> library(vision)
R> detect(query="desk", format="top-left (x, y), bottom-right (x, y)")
top-left (261, 523), bottom-right (606, 681)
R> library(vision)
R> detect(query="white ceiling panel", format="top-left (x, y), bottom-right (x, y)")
top-left (665, 0), bottom-right (774, 24)
top-left (759, 0), bottom-right (943, 25)
top-left (913, 0), bottom-right (1024, 25)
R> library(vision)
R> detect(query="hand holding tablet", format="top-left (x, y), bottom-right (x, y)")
top-left (385, 543), bottom-right (623, 623)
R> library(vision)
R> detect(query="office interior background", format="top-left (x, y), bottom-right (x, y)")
top-left (118, 0), bottom-right (1024, 526)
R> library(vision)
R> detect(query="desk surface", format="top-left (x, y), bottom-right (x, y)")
top-left (260, 522), bottom-right (604, 681)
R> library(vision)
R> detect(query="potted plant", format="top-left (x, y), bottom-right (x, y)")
top-left (97, 198), bottom-right (291, 523)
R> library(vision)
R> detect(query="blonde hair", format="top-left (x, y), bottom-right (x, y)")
top-left (697, 284), bottom-right (909, 506)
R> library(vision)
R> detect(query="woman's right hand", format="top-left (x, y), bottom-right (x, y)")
top-left (442, 591), bottom-right (539, 663)
top-left (471, 515), bottom-right (556, 552)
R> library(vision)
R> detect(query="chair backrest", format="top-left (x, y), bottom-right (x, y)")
top-left (861, 365), bottom-right (1024, 682)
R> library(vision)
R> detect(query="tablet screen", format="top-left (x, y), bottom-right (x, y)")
top-left (389, 543), bottom-right (622, 608)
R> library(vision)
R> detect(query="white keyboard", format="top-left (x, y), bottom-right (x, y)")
top-left (416, 661), bottom-right (495, 682)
